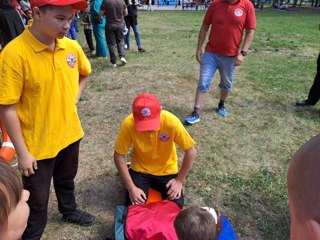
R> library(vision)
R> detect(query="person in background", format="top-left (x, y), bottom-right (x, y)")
top-left (0, 0), bottom-right (24, 49)
top-left (184, 0), bottom-right (256, 124)
top-left (100, 0), bottom-right (128, 67)
top-left (124, 0), bottom-right (145, 52)
top-left (90, 0), bottom-right (108, 58)
top-left (0, 160), bottom-right (30, 240)
top-left (81, 6), bottom-right (95, 54)
top-left (19, 0), bottom-right (32, 23)
top-left (66, 10), bottom-right (78, 40)
top-left (296, 53), bottom-right (320, 107)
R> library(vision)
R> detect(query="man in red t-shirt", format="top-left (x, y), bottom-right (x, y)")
top-left (185, 0), bottom-right (256, 124)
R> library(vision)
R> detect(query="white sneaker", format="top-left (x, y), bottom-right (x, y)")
top-left (107, 63), bottom-right (117, 68)
top-left (120, 57), bottom-right (127, 65)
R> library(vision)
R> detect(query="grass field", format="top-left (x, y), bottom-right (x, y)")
top-left (38, 7), bottom-right (320, 240)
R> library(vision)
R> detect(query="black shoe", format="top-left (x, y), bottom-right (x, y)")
top-left (138, 47), bottom-right (145, 52)
top-left (62, 209), bottom-right (95, 226)
top-left (296, 99), bottom-right (312, 106)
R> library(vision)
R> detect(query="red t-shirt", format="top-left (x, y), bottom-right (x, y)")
top-left (203, 0), bottom-right (256, 56)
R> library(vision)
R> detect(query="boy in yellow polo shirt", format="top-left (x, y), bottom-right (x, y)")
top-left (0, 0), bottom-right (95, 239)
top-left (114, 93), bottom-right (197, 208)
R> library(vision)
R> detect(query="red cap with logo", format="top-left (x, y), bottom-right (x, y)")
top-left (132, 93), bottom-right (161, 132)
top-left (30, 0), bottom-right (88, 10)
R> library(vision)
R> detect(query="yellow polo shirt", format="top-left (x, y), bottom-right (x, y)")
top-left (114, 110), bottom-right (195, 176)
top-left (0, 27), bottom-right (91, 160)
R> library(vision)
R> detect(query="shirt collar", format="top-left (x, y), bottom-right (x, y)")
top-left (23, 26), bottom-right (66, 53)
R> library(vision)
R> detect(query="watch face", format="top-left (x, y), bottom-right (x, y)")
top-left (241, 51), bottom-right (247, 56)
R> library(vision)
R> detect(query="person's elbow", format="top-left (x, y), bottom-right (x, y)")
top-left (186, 146), bottom-right (197, 159)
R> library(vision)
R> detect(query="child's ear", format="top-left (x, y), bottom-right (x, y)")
top-left (306, 219), bottom-right (320, 240)
top-left (32, 7), bottom-right (41, 18)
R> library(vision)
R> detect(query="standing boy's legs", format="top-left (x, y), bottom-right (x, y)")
top-left (53, 140), bottom-right (79, 215)
top-left (22, 140), bottom-right (94, 240)
top-left (22, 158), bottom-right (56, 240)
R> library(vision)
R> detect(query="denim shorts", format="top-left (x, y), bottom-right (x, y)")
top-left (197, 52), bottom-right (236, 92)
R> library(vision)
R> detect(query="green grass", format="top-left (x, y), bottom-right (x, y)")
top-left (37, 7), bottom-right (320, 239)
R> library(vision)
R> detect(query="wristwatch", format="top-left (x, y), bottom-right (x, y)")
top-left (240, 50), bottom-right (248, 56)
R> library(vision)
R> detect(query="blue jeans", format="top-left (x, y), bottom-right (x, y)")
top-left (197, 52), bottom-right (236, 92)
top-left (125, 24), bottom-right (141, 49)
top-left (66, 20), bottom-right (77, 40)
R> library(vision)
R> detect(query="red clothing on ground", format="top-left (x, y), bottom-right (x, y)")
top-left (203, 0), bottom-right (256, 56)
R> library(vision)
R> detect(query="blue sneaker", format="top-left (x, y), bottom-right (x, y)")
top-left (185, 112), bottom-right (200, 125)
top-left (217, 107), bottom-right (227, 117)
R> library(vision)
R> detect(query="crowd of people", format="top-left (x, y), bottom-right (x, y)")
top-left (0, 0), bottom-right (319, 239)
top-left (0, 0), bottom-right (146, 67)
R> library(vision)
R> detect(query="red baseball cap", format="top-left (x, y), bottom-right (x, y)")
top-left (132, 93), bottom-right (161, 132)
top-left (30, 0), bottom-right (88, 10)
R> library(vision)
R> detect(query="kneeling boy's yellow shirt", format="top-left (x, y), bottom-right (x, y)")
top-left (0, 27), bottom-right (91, 160)
top-left (114, 110), bottom-right (195, 176)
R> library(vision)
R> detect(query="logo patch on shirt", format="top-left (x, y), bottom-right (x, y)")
top-left (234, 8), bottom-right (243, 17)
top-left (141, 108), bottom-right (151, 118)
top-left (66, 54), bottom-right (76, 68)
top-left (159, 132), bottom-right (170, 142)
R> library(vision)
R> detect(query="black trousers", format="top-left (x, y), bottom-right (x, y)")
top-left (125, 169), bottom-right (184, 208)
top-left (22, 140), bottom-right (81, 240)
top-left (306, 53), bottom-right (320, 105)
top-left (105, 26), bottom-right (125, 64)
top-left (84, 29), bottom-right (95, 51)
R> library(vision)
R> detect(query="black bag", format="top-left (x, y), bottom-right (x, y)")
top-left (92, 15), bottom-right (102, 24)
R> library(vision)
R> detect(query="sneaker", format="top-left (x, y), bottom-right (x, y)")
top-left (62, 209), bottom-right (95, 226)
top-left (90, 50), bottom-right (96, 55)
top-left (124, 44), bottom-right (129, 50)
top-left (296, 99), bottom-right (312, 106)
top-left (108, 63), bottom-right (117, 68)
top-left (138, 47), bottom-right (145, 53)
top-left (184, 112), bottom-right (200, 125)
top-left (217, 107), bottom-right (227, 117)
top-left (120, 57), bottom-right (127, 65)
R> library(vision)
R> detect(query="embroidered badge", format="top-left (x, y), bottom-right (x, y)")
top-left (234, 8), bottom-right (243, 17)
top-left (141, 107), bottom-right (151, 118)
top-left (66, 54), bottom-right (76, 68)
top-left (159, 132), bottom-right (170, 142)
